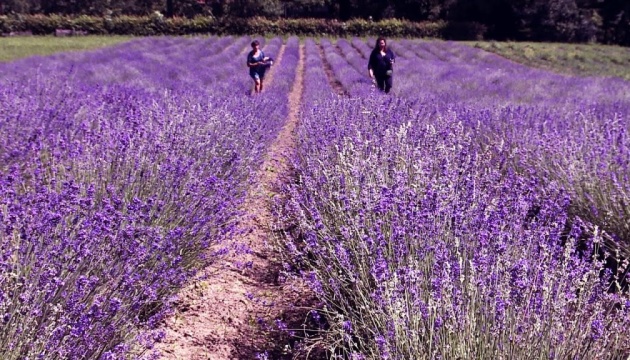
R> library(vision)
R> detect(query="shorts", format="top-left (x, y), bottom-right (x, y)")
top-left (250, 67), bottom-right (266, 81)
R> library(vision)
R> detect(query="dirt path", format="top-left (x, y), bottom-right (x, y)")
top-left (157, 42), bottom-right (307, 360)
top-left (350, 41), bottom-right (369, 59)
top-left (319, 42), bottom-right (348, 96)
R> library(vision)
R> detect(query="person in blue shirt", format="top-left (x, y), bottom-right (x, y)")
top-left (368, 37), bottom-right (396, 94)
top-left (247, 40), bottom-right (273, 94)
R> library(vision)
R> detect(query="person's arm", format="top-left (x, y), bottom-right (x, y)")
top-left (247, 52), bottom-right (260, 67)
top-left (368, 51), bottom-right (375, 78)
top-left (389, 49), bottom-right (396, 63)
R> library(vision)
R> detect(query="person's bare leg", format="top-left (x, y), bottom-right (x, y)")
top-left (254, 79), bottom-right (261, 93)
top-left (260, 79), bottom-right (264, 92)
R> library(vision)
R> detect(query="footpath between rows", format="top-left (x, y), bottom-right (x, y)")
top-left (157, 42), bottom-right (308, 359)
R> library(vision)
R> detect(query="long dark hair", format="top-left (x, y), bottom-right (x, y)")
top-left (373, 37), bottom-right (387, 52)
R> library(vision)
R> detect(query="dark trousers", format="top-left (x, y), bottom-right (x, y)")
top-left (375, 75), bottom-right (393, 93)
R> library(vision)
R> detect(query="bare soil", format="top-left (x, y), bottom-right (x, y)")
top-left (318, 42), bottom-right (348, 96)
top-left (156, 43), bottom-right (312, 360)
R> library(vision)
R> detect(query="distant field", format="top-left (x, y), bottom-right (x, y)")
top-left (469, 41), bottom-right (630, 80)
top-left (4, 37), bottom-right (629, 82)
top-left (0, 36), bottom-right (132, 62)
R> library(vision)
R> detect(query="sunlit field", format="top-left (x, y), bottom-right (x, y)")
top-left (0, 35), bottom-right (133, 62)
top-left (470, 41), bottom-right (630, 80)
top-left (1, 36), bottom-right (628, 359)
top-left (0, 35), bottom-right (299, 358)
top-left (279, 37), bottom-right (630, 359)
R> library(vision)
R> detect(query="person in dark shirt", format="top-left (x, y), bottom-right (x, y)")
top-left (368, 37), bottom-right (396, 94)
top-left (247, 40), bottom-right (273, 94)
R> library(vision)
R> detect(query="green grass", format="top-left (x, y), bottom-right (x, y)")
top-left (0, 36), bottom-right (133, 62)
top-left (467, 41), bottom-right (630, 81)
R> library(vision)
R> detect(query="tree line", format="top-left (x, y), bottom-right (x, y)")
top-left (0, 0), bottom-right (628, 44)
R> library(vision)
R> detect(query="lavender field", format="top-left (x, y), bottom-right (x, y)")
top-left (277, 38), bottom-right (630, 359)
top-left (0, 36), bottom-right (629, 359)
top-left (0, 36), bottom-right (298, 359)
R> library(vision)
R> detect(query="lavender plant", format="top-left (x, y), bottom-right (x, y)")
top-left (276, 38), bottom-right (630, 359)
top-left (319, 39), bottom-right (371, 97)
top-left (0, 36), bottom-right (295, 358)
top-left (281, 96), bottom-right (630, 359)
top-left (356, 37), bottom-right (630, 255)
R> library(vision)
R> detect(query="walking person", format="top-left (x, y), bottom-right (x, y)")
top-left (368, 37), bottom-right (396, 94)
top-left (247, 40), bottom-right (273, 94)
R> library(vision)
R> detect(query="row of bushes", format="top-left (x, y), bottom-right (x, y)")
top-left (0, 14), bottom-right (487, 40)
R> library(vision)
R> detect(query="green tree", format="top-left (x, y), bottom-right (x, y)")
top-left (1, 0), bottom-right (32, 14)
top-left (283, 0), bottom-right (331, 18)
top-left (601, 0), bottom-right (630, 44)
top-left (392, 0), bottom-right (446, 21)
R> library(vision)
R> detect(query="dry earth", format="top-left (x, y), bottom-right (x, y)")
top-left (156, 43), bottom-right (312, 359)
top-left (318, 42), bottom-right (347, 96)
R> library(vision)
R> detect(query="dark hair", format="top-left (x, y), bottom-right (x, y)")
top-left (373, 37), bottom-right (387, 51)
top-left (251, 40), bottom-right (260, 48)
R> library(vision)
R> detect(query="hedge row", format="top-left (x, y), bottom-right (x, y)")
top-left (0, 15), bottom-right (487, 40)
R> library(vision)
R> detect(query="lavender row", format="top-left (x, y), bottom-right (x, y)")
top-left (267, 36), bottom-right (299, 94)
top-left (0, 36), bottom-right (258, 96)
top-left (340, 37), bottom-right (629, 108)
top-left (301, 39), bottom-right (335, 105)
top-left (350, 38), bottom-right (372, 59)
top-left (281, 96), bottom-right (630, 360)
top-left (338, 38), bottom-right (630, 253)
top-left (276, 40), bottom-right (630, 358)
top-left (328, 37), bottom-right (630, 262)
top-left (320, 38), bottom-right (372, 97)
top-left (0, 36), bottom-right (293, 359)
top-left (401, 40), bottom-right (630, 253)
top-left (336, 39), bottom-right (367, 78)
top-left (312, 38), bottom-right (629, 255)
top-left (0, 36), bottom-right (253, 167)
top-left (395, 39), bottom-right (630, 106)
